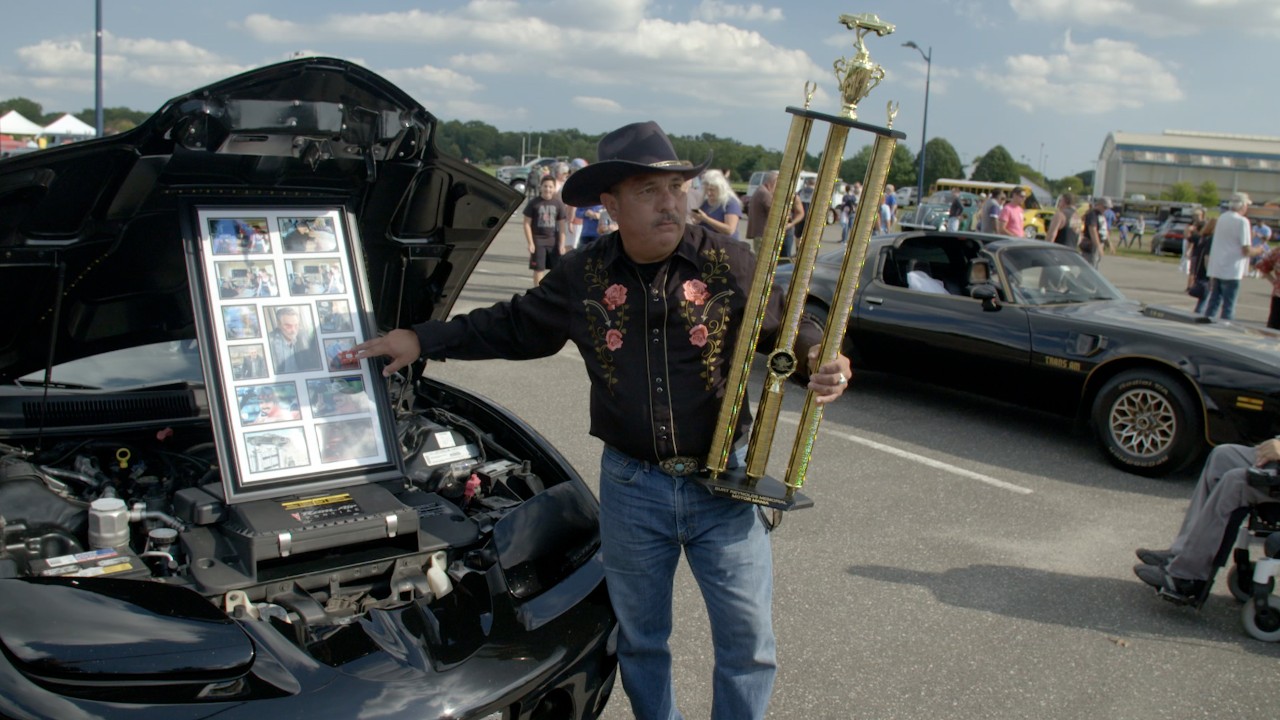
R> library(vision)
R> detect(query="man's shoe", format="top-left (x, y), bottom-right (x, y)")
top-left (1133, 563), bottom-right (1208, 607)
top-left (1135, 548), bottom-right (1174, 566)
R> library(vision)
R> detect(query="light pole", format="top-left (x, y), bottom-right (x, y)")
top-left (95, 0), bottom-right (103, 137)
top-left (902, 41), bottom-right (931, 207)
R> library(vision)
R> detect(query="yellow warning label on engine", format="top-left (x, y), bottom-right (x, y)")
top-left (281, 493), bottom-right (353, 510)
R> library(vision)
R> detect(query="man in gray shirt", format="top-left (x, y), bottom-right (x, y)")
top-left (979, 190), bottom-right (1005, 234)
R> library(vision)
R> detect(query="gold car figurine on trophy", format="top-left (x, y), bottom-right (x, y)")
top-left (698, 13), bottom-right (904, 510)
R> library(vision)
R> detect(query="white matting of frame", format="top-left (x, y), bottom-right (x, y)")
top-left (195, 208), bottom-right (392, 500)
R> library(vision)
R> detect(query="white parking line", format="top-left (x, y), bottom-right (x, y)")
top-left (780, 412), bottom-right (1034, 495)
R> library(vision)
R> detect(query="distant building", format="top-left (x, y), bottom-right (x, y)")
top-left (1095, 130), bottom-right (1280, 204)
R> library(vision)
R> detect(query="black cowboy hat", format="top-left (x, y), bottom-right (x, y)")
top-left (561, 121), bottom-right (712, 207)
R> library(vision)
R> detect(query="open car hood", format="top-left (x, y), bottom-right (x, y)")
top-left (0, 57), bottom-right (521, 383)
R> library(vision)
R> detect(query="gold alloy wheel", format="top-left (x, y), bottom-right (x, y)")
top-left (1108, 387), bottom-right (1177, 457)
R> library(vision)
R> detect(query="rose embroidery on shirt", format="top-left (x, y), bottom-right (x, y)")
top-left (679, 248), bottom-right (735, 388)
top-left (689, 324), bottom-right (708, 347)
top-left (682, 279), bottom-right (710, 306)
top-left (604, 283), bottom-right (628, 310)
top-left (583, 259), bottom-right (629, 391)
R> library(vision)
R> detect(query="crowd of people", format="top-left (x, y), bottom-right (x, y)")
top-left (523, 157), bottom-right (875, 278)
top-left (526, 156), bottom-right (1280, 332)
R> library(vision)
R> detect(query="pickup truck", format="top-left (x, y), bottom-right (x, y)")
top-left (495, 157), bottom-right (562, 194)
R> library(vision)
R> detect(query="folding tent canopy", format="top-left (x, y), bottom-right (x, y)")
top-left (42, 113), bottom-right (96, 137)
top-left (0, 110), bottom-right (45, 136)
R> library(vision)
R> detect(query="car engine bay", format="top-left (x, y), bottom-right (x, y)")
top-left (0, 376), bottom-right (602, 663)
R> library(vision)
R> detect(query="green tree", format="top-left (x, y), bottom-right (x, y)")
top-left (970, 145), bottom-right (1019, 183)
top-left (886, 143), bottom-right (917, 192)
top-left (1054, 175), bottom-right (1084, 196)
top-left (1075, 170), bottom-right (1094, 195)
top-left (1163, 181), bottom-right (1196, 203)
top-left (841, 144), bottom-right (873, 187)
top-left (920, 137), bottom-right (963, 191)
top-left (0, 97), bottom-right (48, 123)
top-left (1196, 180), bottom-right (1221, 207)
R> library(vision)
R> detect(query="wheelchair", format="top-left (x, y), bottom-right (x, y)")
top-left (1223, 463), bottom-right (1280, 642)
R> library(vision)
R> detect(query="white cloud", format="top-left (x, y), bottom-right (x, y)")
top-left (572, 96), bottom-right (624, 113)
top-left (897, 60), bottom-right (964, 98)
top-left (16, 40), bottom-right (102, 74)
top-left (693, 0), bottom-right (784, 23)
top-left (382, 65), bottom-right (483, 94)
top-left (1010, 0), bottom-right (1280, 37)
top-left (241, 14), bottom-right (306, 39)
top-left (435, 98), bottom-right (528, 125)
top-left (983, 32), bottom-right (1183, 113)
top-left (13, 33), bottom-right (247, 95)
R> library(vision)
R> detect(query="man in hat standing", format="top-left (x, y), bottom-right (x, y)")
top-left (352, 120), bottom-right (852, 720)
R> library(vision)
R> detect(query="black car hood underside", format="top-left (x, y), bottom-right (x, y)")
top-left (0, 57), bottom-right (520, 383)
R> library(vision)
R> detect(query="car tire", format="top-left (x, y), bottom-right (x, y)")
top-left (1091, 369), bottom-right (1202, 477)
top-left (1024, 225), bottom-right (1038, 240)
top-left (826, 208), bottom-right (839, 226)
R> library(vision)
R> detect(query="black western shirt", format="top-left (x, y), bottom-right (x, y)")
top-left (413, 225), bottom-right (823, 465)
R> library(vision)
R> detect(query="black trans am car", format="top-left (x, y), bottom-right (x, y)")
top-left (0, 58), bottom-right (616, 719)
top-left (779, 231), bottom-right (1280, 476)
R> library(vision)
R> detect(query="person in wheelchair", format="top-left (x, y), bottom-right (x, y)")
top-left (1133, 437), bottom-right (1280, 605)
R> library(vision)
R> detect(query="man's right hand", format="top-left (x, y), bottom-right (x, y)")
top-left (352, 329), bottom-right (422, 377)
top-left (1256, 438), bottom-right (1280, 465)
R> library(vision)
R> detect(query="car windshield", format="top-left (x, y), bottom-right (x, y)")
top-left (998, 247), bottom-right (1124, 306)
top-left (15, 341), bottom-right (206, 390)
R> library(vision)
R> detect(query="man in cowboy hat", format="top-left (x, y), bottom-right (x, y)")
top-left (353, 120), bottom-right (852, 720)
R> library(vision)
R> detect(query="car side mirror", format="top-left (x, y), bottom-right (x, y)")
top-left (970, 283), bottom-right (1000, 311)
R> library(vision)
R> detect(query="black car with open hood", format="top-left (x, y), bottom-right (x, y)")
top-left (0, 58), bottom-right (616, 719)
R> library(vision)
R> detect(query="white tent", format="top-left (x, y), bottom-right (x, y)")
top-left (42, 113), bottom-right (96, 138)
top-left (0, 110), bottom-right (45, 136)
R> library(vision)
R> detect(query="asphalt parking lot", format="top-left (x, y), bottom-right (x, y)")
top-left (427, 217), bottom-right (1280, 719)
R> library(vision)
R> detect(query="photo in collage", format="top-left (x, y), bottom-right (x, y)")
top-left (198, 209), bottom-right (390, 495)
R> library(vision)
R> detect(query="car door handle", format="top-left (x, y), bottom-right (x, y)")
top-left (864, 296), bottom-right (884, 305)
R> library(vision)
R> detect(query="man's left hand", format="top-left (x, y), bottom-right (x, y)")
top-left (807, 345), bottom-right (853, 404)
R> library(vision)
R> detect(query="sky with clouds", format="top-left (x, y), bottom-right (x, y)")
top-left (1, 0), bottom-right (1277, 179)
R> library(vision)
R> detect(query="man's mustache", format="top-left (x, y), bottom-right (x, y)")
top-left (654, 212), bottom-right (681, 226)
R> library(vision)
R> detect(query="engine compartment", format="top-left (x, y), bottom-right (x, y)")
top-left (0, 380), bottom-right (600, 659)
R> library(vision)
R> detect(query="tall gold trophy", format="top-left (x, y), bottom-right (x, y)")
top-left (698, 13), bottom-right (904, 510)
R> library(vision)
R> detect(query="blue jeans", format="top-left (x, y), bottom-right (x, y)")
top-left (1203, 278), bottom-right (1240, 320)
top-left (598, 445), bottom-right (776, 720)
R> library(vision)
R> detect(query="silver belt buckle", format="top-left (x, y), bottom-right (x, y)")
top-left (659, 455), bottom-right (701, 477)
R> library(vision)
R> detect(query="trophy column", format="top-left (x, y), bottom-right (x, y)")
top-left (700, 14), bottom-right (905, 510)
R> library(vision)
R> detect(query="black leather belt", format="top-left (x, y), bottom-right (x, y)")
top-left (658, 455), bottom-right (702, 477)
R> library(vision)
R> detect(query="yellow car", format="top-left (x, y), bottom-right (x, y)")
top-left (1022, 207), bottom-right (1053, 239)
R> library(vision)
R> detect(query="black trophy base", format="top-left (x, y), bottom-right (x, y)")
top-left (696, 468), bottom-right (814, 511)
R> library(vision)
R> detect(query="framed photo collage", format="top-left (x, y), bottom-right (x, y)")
top-left (195, 208), bottom-right (393, 500)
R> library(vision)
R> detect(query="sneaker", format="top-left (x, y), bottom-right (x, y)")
top-left (1133, 563), bottom-right (1208, 607)
top-left (1135, 548), bottom-right (1174, 566)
